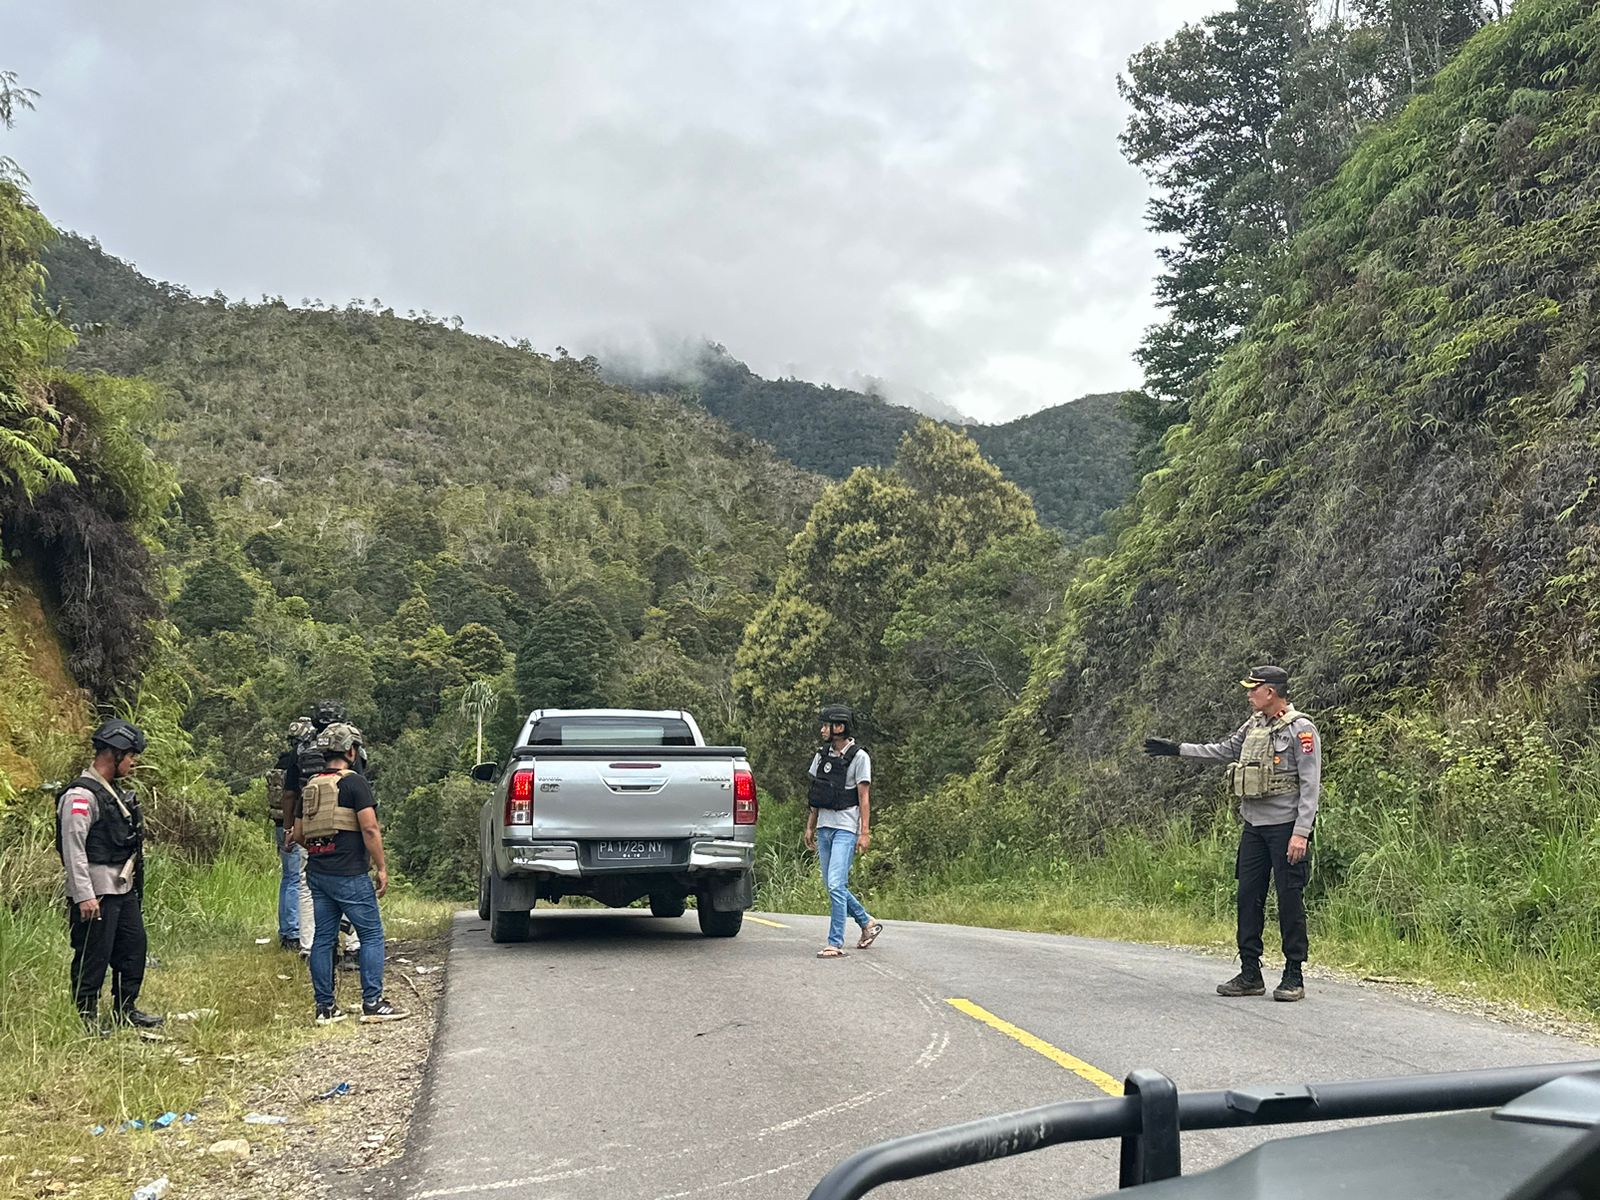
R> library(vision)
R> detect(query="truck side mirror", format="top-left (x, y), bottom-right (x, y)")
top-left (469, 761), bottom-right (498, 783)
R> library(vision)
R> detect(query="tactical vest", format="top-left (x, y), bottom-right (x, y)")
top-left (55, 773), bottom-right (143, 867)
top-left (266, 766), bottom-right (287, 823)
top-left (1225, 707), bottom-right (1307, 800)
top-left (300, 769), bottom-right (360, 849)
top-left (807, 744), bottom-right (861, 810)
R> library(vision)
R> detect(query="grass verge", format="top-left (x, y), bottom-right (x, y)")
top-left (754, 796), bottom-right (1600, 1030)
top-left (0, 831), bottom-right (454, 1200)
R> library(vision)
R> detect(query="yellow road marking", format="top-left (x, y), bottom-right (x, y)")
top-left (946, 998), bottom-right (1122, 1096)
top-left (746, 916), bottom-right (790, 929)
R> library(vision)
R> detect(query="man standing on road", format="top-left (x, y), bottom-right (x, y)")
top-left (57, 719), bottom-right (164, 1031)
top-left (1144, 666), bottom-right (1321, 1002)
top-left (290, 722), bottom-right (406, 1024)
top-left (804, 704), bottom-right (883, 960)
top-left (270, 717), bottom-right (315, 950)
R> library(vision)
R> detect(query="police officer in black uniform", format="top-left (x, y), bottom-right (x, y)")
top-left (56, 719), bottom-right (163, 1029)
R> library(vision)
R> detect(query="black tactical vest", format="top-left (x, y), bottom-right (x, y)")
top-left (807, 744), bottom-right (861, 810)
top-left (55, 773), bottom-right (143, 866)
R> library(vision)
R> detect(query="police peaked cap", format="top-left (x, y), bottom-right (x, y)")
top-left (1238, 665), bottom-right (1291, 693)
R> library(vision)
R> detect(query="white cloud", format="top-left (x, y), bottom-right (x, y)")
top-left (5, 0), bottom-right (1219, 421)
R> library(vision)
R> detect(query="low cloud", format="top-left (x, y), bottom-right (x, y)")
top-left (8, 0), bottom-right (1216, 420)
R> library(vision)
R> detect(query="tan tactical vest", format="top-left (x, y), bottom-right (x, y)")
top-left (1225, 707), bottom-right (1306, 800)
top-left (266, 767), bottom-right (286, 823)
top-left (300, 769), bottom-right (360, 842)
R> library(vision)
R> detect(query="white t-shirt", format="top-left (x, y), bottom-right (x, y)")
top-left (808, 743), bottom-right (872, 833)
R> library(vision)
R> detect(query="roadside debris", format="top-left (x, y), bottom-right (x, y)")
top-left (311, 1081), bottom-right (351, 1102)
top-left (171, 1008), bottom-right (219, 1021)
top-left (243, 1113), bottom-right (289, 1125)
top-left (131, 1177), bottom-right (170, 1200)
top-left (207, 1138), bottom-right (251, 1160)
top-left (93, 1112), bottom-right (196, 1136)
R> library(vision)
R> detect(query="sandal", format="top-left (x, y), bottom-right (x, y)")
top-left (816, 946), bottom-right (848, 958)
top-left (856, 921), bottom-right (884, 949)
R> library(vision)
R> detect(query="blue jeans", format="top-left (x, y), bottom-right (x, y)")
top-left (306, 871), bottom-right (385, 1008)
top-left (275, 825), bottom-right (301, 940)
top-left (816, 826), bottom-right (871, 949)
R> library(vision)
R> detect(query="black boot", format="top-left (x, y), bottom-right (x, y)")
top-left (1216, 960), bottom-right (1266, 997)
top-left (1274, 961), bottom-right (1306, 1002)
top-left (113, 1007), bottom-right (166, 1028)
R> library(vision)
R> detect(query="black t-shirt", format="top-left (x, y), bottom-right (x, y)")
top-left (280, 750), bottom-right (301, 797)
top-left (298, 772), bottom-right (377, 876)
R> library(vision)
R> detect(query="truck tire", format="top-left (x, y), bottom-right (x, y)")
top-left (488, 872), bottom-right (532, 944)
top-left (649, 893), bottom-right (686, 918)
top-left (697, 905), bottom-right (743, 938)
top-left (476, 859), bottom-right (492, 922)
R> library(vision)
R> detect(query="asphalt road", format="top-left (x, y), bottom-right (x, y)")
top-left (386, 909), bottom-right (1596, 1200)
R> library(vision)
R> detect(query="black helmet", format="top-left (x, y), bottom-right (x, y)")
top-left (819, 704), bottom-right (854, 736)
top-left (91, 718), bottom-right (147, 755)
top-left (309, 699), bottom-right (348, 729)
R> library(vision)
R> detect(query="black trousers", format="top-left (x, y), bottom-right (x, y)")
top-left (68, 891), bottom-right (147, 1017)
top-left (1236, 821), bottom-right (1310, 965)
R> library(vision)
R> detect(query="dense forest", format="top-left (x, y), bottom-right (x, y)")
top-left (41, 237), bottom-right (833, 893)
top-left (610, 343), bottom-right (1142, 538)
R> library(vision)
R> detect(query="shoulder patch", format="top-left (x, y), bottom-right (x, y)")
top-left (1298, 729), bottom-right (1316, 754)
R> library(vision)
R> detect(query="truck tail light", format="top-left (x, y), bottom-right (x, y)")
top-left (733, 766), bottom-right (758, 825)
top-left (506, 767), bottom-right (535, 827)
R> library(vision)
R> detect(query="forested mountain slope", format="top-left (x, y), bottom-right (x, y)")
top-left (966, 393), bottom-right (1139, 540)
top-left (43, 239), bottom-right (822, 891)
top-left (612, 344), bottom-right (1141, 537)
top-left (968, 0), bottom-right (1600, 824)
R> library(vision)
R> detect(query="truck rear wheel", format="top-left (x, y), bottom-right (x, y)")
top-left (649, 894), bottom-right (687, 918)
top-left (697, 905), bottom-right (743, 938)
top-left (488, 872), bottom-right (532, 943)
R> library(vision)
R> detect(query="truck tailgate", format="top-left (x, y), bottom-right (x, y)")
top-left (523, 752), bottom-right (740, 840)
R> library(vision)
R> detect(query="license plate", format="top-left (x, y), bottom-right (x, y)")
top-left (595, 839), bottom-right (668, 862)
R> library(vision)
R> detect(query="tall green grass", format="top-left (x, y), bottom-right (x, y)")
top-left (0, 828), bottom-right (453, 1200)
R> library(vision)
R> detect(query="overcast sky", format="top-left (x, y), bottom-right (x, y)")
top-left (6, 1), bottom-right (1216, 422)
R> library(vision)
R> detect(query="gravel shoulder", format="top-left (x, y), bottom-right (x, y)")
top-left (189, 931), bottom-right (450, 1200)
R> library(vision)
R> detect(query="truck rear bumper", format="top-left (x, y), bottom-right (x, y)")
top-left (500, 839), bottom-right (753, 875)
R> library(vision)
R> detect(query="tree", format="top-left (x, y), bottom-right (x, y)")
top-left (1118, 0), bottom-right (1497, 425)
top-left (376, 495), bottom-right (445, 561)
top-left (514, 597), bottom-right (616, 710)
top-left (0, 70), bottom-right (38, 184)
top-left (1120, 0), bottom-right (1309, 409)
top-left (172, 558), bottom-right (255, 634)
top-left (460, 679), bottom-right (498, 763)
top-left (735, 422), bottom-right (1038, 794)
top-left (449, 622), bottom-right (508, 678)
top-left (649, 543), bottom-right (694, 601)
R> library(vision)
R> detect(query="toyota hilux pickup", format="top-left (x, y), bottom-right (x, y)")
top-left (473, 708), bottom-right (757, 943)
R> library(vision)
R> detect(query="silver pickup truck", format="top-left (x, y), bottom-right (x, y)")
top-left (473, 709), bottom-right (757, 943)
